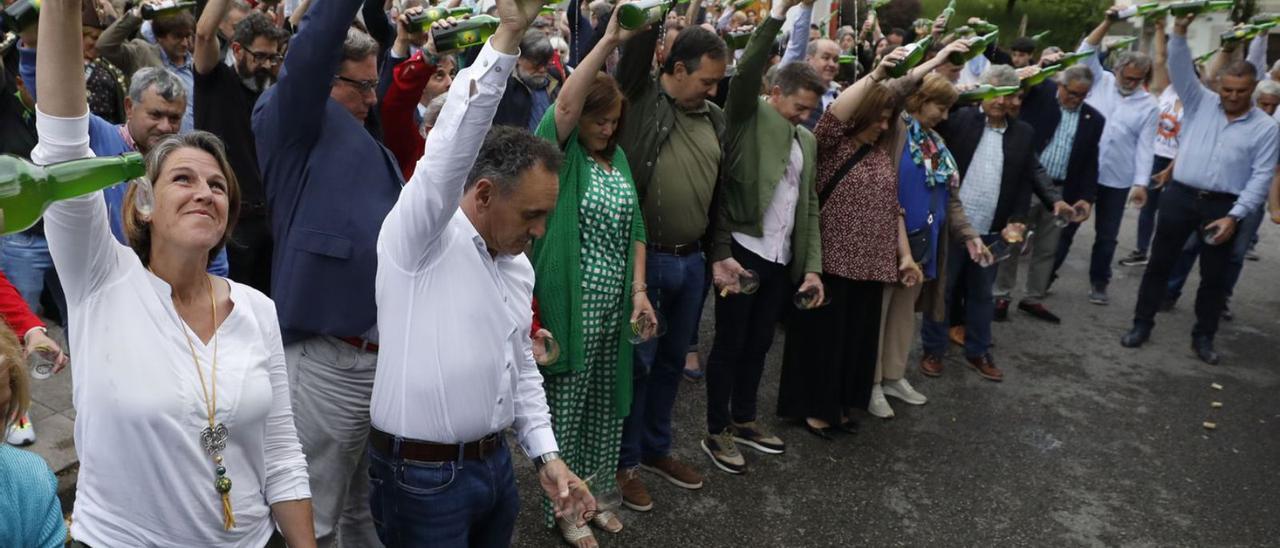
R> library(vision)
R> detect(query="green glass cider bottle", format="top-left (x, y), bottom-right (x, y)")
top-left (0, 152), bottom-right (146, 235)
top-left (140, 0), bottom-right (197, 20)
top-left (431, 14), bottom-right (499, 53)
top-left (618, 0), bottom-right (673, 30)
top-left (948, 31), bottom-right (997, 66)
top-left (887, 34), bottom-right (933, 78)
top-left (406, 6), bottom-right (475, 32)
top-left (1, 0), bottom-right (39, 33)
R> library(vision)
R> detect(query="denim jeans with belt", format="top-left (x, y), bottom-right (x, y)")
top-left (368, 436), bottom-right (519, 548)
top-left (619, 250), bottom-right (706, 468)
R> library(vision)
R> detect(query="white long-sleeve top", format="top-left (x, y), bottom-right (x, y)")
top-left (1078, 40), bottom-right (1159, 190)
top-left (371, 40), bottom-right (558, 459)
top-left (35, 111), bottom-right (310, 546)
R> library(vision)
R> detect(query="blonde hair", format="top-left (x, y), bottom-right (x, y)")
top-left (1, 327), bottom-right (29, 430)
top-left (905, 73), bottom-right (960, 114)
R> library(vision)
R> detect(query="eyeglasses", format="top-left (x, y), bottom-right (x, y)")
top-left (333, 75), bottom-right (379, 93)
top-left (246, 50), bottom-right (284, 65)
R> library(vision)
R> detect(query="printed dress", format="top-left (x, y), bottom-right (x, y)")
top-left (542, 157), bottom-right (635, 525)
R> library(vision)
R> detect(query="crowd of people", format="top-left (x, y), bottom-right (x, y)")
top-left (1, 0), bottom-right (1278, 546)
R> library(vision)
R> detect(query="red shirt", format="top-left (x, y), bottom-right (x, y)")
top-left (0, 271), bottom-right (43, 341)
top-left (381, 51), bottom-right (440, 180)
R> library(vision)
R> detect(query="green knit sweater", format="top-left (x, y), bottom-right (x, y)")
top-left (531, 105), bottom-right (646, 418)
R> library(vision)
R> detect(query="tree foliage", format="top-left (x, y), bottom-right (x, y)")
top-left (915, 0), bottom-right (1111, 50)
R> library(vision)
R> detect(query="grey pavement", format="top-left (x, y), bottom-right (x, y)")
top-left (19, 207), bottom-right (1280, 545)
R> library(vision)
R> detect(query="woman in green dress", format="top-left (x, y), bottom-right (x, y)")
top-left (530, 9), bottom-right (654, 548)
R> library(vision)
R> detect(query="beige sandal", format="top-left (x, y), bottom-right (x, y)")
top-left (591, 509), bottom-right (624, 534)
top-left (557, 518), bottom-right (597, 548)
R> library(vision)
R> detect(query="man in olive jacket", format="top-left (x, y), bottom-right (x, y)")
top-left (701, 0), bottom-right (825, 475)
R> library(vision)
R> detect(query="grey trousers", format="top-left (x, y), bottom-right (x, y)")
top-left (284, 336), bottom-right (380, 548)
top-left (995, 196), bottom-right (1063, 304)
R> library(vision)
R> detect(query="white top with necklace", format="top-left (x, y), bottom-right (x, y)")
top-left (35, 110), bottom-right (311, 547)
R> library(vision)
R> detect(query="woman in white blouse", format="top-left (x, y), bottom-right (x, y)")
top-left (33, 3), bottom-right (315, 546)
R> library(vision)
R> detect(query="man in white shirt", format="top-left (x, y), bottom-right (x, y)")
top-left (1063, 10), bottom-right (1159, 306)
top-left (368, 0), bottom-right (593, 543)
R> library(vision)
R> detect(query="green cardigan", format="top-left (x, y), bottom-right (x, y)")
top-left (710, 15), bottom-right (822, 282)
top-left (531, 106), bottom-right (646, 418)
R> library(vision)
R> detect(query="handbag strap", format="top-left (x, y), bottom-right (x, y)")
top-left (818, 145), bottom-right (871, 209)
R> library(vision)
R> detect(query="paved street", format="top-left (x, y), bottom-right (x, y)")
top-left (20, 208), bottom-right (1280, 546)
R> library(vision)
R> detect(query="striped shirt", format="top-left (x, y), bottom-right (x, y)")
top-left (959, 124), bottom-right (1006, 234)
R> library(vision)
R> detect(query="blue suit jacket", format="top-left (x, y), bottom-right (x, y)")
top-left (252, 0), bottom-right (403, 343)
top-left (1018, 80), bottom-right (1106, 204)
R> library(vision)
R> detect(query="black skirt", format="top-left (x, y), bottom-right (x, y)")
top-left (777, 275), bottom-right (886, 425)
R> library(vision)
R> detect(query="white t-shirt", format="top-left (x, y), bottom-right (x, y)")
top-left (1153, 86), bottom-right (1183, 160)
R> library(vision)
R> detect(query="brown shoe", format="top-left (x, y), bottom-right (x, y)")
top-left (640, 456), bottom-right (704, 490)
top-left (616, 467), bottom-right (653, 512)
top-left (920, 353), bottom-right (944, 377)
top-left (965, 354), bottom-right (1004, 382)
top-left (948, 326), bottom-right (966, 347)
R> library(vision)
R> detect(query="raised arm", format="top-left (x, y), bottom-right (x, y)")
top-left (1167, 14), bottom-right (1208, 115)
top-left (780, 0), bottom-right (812, 65)
top-left (258, 0), bottom-right (366, 151)
top-left (381, 51), bottom-right (437, 178)
top-left (1150, 19), bottom-right (1170, 95)
top-left (1247, 29), bottom-right (1268, 81)
top-left (554, 5), bottom-right (638, 145)
top-left (36, 0), bottom-right (129, 306)
top-left (909, 37), bottom-right (968, 82)
top-left (378, 1), bottom-right (540, 272)
top-left (725, 1), bottom-right (789, 122)
top-left (95, 7), bottom-right (147, 76)
top-left (362, 0), bottom-right (395, 52)
top-left (195, 0), bottom-right (232, 75)
top-left (828, 47), bottom-right (907, 121)
top-left (566, 0), bottom-right (594, 66)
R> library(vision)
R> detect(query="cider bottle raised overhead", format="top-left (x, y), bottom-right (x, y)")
top-left (431, 14), bottom-right (499, 53)
top-left (1168, 0), bottom-right (1235, 16)
top-left (887, 34), bottom-right (933, 78)
top-left (948, 31), bottom-right (998, 66)
top-left (0, 153), bottom-right (147, 235)
top-left (618, 0), bottom-right (673, 30)
top-left (0, 0), bottom-right (39, 33)
top-left (406, 6), bottom-right (475, 32)
top-left (140, 0), bottom-right (197, 20)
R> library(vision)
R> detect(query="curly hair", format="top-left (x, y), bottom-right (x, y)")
top-left (465, 126), bottom-right (564, 195)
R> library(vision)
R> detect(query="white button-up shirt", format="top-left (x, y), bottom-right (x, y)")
top-left (733, 138), bottom-right (803, 264)
top-left (1078, 41), bottom-right (1158, 190)
top-left (36, 112), bottom-right (310, 547)
top-left (371, 41), bottom-right (557, 458)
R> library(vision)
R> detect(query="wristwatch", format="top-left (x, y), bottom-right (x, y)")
top-left (534, 451), bottom-right (561, 472)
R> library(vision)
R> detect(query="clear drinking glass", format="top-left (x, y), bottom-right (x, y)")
top-left (628, 308), bottom-right (667, 344)
top-left (792, 287), bottom-right (832, 310)
top-left (533, 332), bottom-right (562, 366)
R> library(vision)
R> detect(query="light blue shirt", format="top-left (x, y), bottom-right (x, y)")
top-left (781, 5), bottom-right (811, 66)
top-left (959, 124), bottom-right (1006, 234)
top-left (1040, 106), bottom-right (1080, 181)
top-left (1078, 40), bottom-right (1158, 190)
top-left (159, 48), bottom-right (195, 133)
top-left (1168, 34), bottom-right (1280, 218)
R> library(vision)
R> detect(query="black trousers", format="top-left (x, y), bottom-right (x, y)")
top-left (704, 241), bottom-right (790, 434)
top-left (1132, 182), bottom-right (1239, 341)
top-left (227, 212), bottom-right (274, 296)
top-left (778, 275), bottom-right (884, 425)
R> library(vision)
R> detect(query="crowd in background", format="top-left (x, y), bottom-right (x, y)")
top-left (1, 0), bottom-right (1279, 546)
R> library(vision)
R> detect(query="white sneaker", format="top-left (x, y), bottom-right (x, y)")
top-left (868, 384), bottom-right (894, 419)
top-left (883, 378), bottom-right (928, 406)
top-left (5, 414), bottom-right (35, 446)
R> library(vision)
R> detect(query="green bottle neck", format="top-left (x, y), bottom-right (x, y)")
top-left (42, 153), bottom-right (146, 202)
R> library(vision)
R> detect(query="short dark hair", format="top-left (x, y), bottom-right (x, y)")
top-left (519, 29), bottom-right (554, 66)
top-left (465, 126), bottom-right (564, 195)
top-left (662, 26), bottom-right (728, 76)
top-left (233, 12), bottom-right (288, 47)
top-left (772, 62), bottom-right (826, 97)
top-left (888, 28), bottom-right (907, 40)
top-left (152, 11), bottom-right (195, 38)
top-left (1222, 60), bottom-right (1259, 81)
top-left (1010, 37), bottom-right (1036, 53)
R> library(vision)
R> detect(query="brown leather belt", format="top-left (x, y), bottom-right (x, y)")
top-left (339, 336), bottom-right (379, 353)
top-left (369, 427), bottom-right (502, 462)
top-left (647, 241), bottom-right (702, 256)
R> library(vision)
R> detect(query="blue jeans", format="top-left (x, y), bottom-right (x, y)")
top-left (619, 250), bottom-right (706, 468)
top-left (921, 236), bottom-right (999, 358)
top-left (1055, 185), bottom-right (1128, 287)
top-left (1164, 204), bottom-right (1266, 304)
top-left (367, 437), bottom-right (519, 548)
top-left (0, 231), bottom-right (66, 323)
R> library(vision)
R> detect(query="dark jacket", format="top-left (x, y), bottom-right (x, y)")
top-left (494, 74), bottom-right (561, 129)
top-left (1019, 79), bottom-right (1106, 204)
top-left (253, 0), bottom-right (403, 343)
top-left (937, 106), bottom-right (1056, 232)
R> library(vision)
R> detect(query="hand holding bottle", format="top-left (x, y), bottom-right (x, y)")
top-left (936, 37), bottom-right (969, 65)
top-left (873, 46), bottom-right (909, 80)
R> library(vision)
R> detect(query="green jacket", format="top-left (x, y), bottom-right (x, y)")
top-left (615, 27), bottom-right (727, 201)
top-left (710, 15), bottom-right (821, 282)
top-left (530, 106), bottom-right (645, 418)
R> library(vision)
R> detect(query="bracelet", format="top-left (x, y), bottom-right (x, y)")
top-left (632, 285), bottom-right (648, 296)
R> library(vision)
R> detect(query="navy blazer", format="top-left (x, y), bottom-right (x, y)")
top-left (253, 0), bottom-right (404, 343)
top-left (938, 106), bottom-right (1055, 232)
top-left (1019, 80), bottom-right (1106, 204)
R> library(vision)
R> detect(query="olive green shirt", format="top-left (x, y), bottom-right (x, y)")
top-left (642, 106), bottom-right (722, 246)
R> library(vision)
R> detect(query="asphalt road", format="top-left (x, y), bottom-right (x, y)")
top-left (510, 210), bottom-right (1280, 547)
